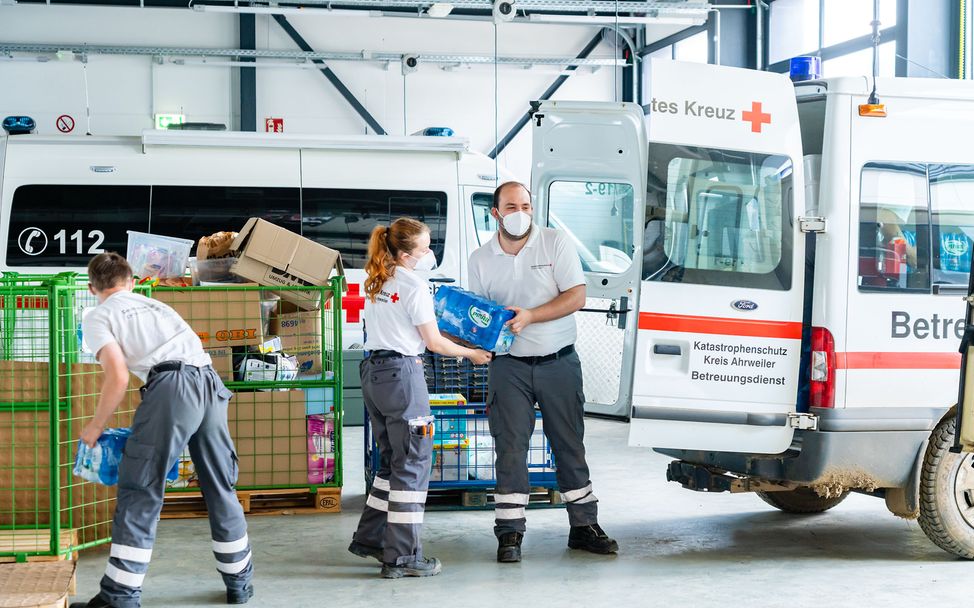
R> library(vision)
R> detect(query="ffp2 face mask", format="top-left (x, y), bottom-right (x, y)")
top-left (502, 211), bottom-right (532, 238)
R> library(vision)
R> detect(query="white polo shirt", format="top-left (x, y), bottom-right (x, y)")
top-left (82, 291), bottom-right (212, 382)
top-left (363, 267), bottom-right (436, 357)
top-left (468, 224), bottom-right (586, 357)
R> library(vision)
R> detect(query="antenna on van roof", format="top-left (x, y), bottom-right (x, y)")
top-left (859, 0), bottom-right (887, 118)
top-left (867, 0), bottom-right (880, 107)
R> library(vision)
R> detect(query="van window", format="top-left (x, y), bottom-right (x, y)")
top-left (857, 162), bottom-right (931, 292)
top-left (6, 185), bottom-right (150, 267)
top-left (929, 164), bottom-right (974, 285)
top-left (471, 192), bottom-right (495, 245)
top-left (547, 181), bottom-right (635, 273)
top-left (645, 144), bottom-right (793, 290)
top-left (149, 186), bottom-right (300, 246)
top-left (302, 188), bottom-right (447, 268)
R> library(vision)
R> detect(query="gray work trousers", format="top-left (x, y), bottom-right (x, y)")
top-left (99, 363), bottom-right (252, 608)
top-left (488, 350), bottom-right (599, 536)
top-left (353, 354), bottom-right (433, 566)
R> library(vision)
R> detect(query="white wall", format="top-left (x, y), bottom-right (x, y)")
top-left (0, 4), bottom-right (635, 181)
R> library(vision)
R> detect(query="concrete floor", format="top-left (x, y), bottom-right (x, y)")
top-left (73, 419), bottom-right (970, 608)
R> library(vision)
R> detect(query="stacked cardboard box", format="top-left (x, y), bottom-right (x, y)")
top-left (0, 361), bottom-right (140, 545)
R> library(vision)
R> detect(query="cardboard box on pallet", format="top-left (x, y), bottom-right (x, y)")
top-left (230, 218), bottom-right (345, 311)
top-left (0, 361), bottom-right (141, 545)
top-left (204, 347), bottom-right (233, 383)
top-left (228, 390), bottom-right (308, 487)
top-left (270, 302), bottom-right (324, 375)
top-left (153, 287), bottom-right (265, 348)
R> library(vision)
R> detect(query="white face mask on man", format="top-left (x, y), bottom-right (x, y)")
top-left (501, 210), bottom-right (532, 238)
top-left (407, 250), bottom-right (437, 271)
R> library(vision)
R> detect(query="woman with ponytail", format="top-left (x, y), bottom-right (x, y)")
top-left (349, 217), bottom-right (491, 579)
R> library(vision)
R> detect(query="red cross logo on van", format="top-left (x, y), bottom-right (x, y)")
top-left (342, 283), bottom-right (366, 323)
top-left (742, 101), bottom-right (771, 133)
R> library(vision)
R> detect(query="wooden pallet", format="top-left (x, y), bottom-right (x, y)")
top-left (0, 529), bottom-right (78, 563)
top-left (0, 530), bottom-right (78, 597)
top-left (161, 487), bottom-right (342, 519)
top-left (425, 487), bottom-right (563, 511)
top-left (0, 561), bottom-right (76, 608)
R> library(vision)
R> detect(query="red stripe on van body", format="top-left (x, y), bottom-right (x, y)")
top-left (836, 352), bottom-right (961, 370)
top-left (638, 312), bottom-right (803, 340)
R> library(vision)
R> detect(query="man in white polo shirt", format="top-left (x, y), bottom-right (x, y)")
top-left (71, 252), bottom-right (253, 608)
top-left (468, 181), bottom-right (618, 563)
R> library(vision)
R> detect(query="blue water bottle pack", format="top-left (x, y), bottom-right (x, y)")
top-left (74, 428), bottom-right (180, 487)
top-left (433, 286), bottom-right (516, 353)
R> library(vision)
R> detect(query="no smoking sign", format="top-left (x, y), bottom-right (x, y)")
top-left (56, 115), bottom-right (75, 134)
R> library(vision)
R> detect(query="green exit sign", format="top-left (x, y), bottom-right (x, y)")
top-left (155, 114), bottom-right (185, 130)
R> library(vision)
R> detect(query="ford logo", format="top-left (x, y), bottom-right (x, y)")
top-left (731, 299), bottom-right (758, 311)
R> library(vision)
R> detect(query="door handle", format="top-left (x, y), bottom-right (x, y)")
top-left (428, 277), bottom-right (456, 284)
top-left (653, 344), bottom-right (682, 356)
top-left (579, 297), bottom-right (631, 330)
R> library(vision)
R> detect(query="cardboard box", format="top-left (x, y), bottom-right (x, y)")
top-left (0, 362), bottom-right (141, 545)
top-left (228, 390), bottom-right (308, 487)
top-left (230, 218), bottom-right (345, 310)
top-left (429, 393), bottom-right (467, 406)
top-left (154, 287), bottom-right (264, 348)
top-left (304, 385), bottom-right (335, 417)
top-left (431, 440), bottom-right (470, 482)
top-left (204, 347), bottom-right (233, 383)
top-left (271, 303), bottom-right (324, 374)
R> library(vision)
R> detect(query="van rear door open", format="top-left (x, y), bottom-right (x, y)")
top-left (531, 101), bottom-right (647, 418)
top-left (631, 61), bottom-right (807, 453)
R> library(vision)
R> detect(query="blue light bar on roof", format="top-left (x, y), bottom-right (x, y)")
top-left (2, 116), bottom-right (36, 135)
top-left (789, 56), bottom-right (822, 82)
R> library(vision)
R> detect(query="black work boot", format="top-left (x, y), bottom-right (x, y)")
top-left (568, 524), bottom-right (619, 554)
top-left (227, 583), bottom-right (254, 605)
top-left (380, 557), bottom-right (442, 579)
top-left (348, 540), bottom-right (384, 563)
top-left (70, 594), bottom-right (115, 608)
top-left (496, 532), bottom-right (523, 563)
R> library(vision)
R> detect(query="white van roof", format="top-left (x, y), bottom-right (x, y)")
top-left (0, 129), bottom-right (514, 185)
top-left (1, 130), bottom-right (471, 153)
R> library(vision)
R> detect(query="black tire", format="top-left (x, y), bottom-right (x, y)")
top-left (917, 416), bottom-right (974, 559)
top-left (756, 487), bottom-right (849, 514)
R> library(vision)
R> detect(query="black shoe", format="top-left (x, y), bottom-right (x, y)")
top-left (496, 532), bottom-right (523, 563)
top-left (227, 584), bottom-right (254, 605)
top-left (380, 557), bottom-right (442, 579)
top-left (70, 594), bottom-right (114, 608)
top-left (568, 524), bottom-right (619, 554)
top-left (348, 540), bottom-right (384, 563)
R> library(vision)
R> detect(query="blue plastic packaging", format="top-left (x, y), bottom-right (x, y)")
top-left (433, 286), bottom-right (516, 353)
top-left (74, 428), bottom-right (179, 486)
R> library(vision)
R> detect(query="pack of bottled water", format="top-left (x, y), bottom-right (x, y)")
top-left (433, 286), bottom-right (516, 354)
top-left (74, 428), bottom-right (179, 486)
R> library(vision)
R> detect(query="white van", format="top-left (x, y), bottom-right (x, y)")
top-left (0, 129), bottom-right (514, 348)
top-left (531, 60), bottom-right (974, 558)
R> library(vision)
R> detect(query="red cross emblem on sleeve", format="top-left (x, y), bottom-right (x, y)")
top-left (742, 101), bottom-right (771, 133)
top-left (391, 293), bottom-right (400, 303)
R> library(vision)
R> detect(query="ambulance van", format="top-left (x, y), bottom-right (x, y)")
top-left (0, 128), bottom-right (514, 349)
top-left (532, 60), bottom-right (974, 558)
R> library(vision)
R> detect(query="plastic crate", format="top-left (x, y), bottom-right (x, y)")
top-left (364, 351), bottom-right (557, 491)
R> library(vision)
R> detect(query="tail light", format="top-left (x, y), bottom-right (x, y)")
top-left (809, 326), bottom-right (836, 408)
